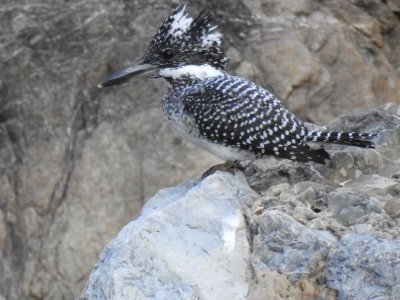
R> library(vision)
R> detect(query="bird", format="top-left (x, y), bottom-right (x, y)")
top-left (98, 4), bottom-right (376, 172)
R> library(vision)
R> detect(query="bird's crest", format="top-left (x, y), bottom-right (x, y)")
top-left (155, 4), bottom-right (222, 47)
top-left (144, 4), bottom-right (228, 70)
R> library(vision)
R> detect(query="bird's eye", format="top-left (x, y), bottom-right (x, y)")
top-left (161, 49), bottom-right (174, 60)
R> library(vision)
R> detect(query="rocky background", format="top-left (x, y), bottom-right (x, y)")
top-left (0, 0), bottom-right (399, 299)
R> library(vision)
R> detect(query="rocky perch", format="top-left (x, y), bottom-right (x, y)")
top-left (80, 104), bottom-right (400, 300)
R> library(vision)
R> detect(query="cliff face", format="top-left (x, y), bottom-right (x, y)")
top-left (81, 104), bottom-right (400, 300)
top-left (0, 1), bottom-right (399, 299)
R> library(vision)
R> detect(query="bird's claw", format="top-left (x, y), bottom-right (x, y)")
top-left (201, 160), bottom-right (244, 179)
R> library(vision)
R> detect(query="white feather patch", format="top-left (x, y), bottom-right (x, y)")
top-left (201, 26), bottom-right (222, 47)
top-left (160, 64), bottom-right (224, 80)
top-left (168, 5), bottom-right (193, 38)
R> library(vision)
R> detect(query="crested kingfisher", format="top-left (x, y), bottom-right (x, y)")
top-left (98, 5), bottom-right (376, 168)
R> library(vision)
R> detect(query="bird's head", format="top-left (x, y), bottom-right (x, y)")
top-left (98, 4), bottom-right (228, 88)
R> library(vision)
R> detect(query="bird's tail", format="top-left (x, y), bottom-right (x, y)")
top-left (306, 131), bottom-right (377, 148)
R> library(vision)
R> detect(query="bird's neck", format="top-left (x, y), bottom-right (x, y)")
top-left (159, 64), bottom-right (225, 84)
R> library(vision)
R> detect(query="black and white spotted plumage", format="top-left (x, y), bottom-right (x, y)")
top-left (163, 74), bottom-right (375, 164)
top-left (99, 5), bottom-right (377, 164)
top-left (306, 131), bottom-right (375, 148)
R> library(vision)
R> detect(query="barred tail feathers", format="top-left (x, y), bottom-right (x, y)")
top-left (306, 131), bottom-right (377, 148)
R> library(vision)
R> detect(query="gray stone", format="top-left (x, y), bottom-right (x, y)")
top-left (343, 174), bottom-right (399, 196)
top-left (80, 172), bottom-right (258, 300)
top-left (0, 210), bottom-right (5, 255)
top-left (323, 152), bottom-right (357, 184)
top-left (326, 190), bottom-right (385, 226)
top-left (326, 233), bottom-right (400, 300)
top-left (254, 210), bottom-right (337, 282)
top-left (384, 197), bottom-right (400, 218)
top-left (378, 163), bottom-right (400, 178)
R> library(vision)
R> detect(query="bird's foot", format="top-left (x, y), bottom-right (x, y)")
top-left (201, 160), bottom-right (244, 180)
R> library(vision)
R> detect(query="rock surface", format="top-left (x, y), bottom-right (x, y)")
top-left (326, 234), bottom-right (400, 300)
top-left (82, 104), bottom-right (400, 300)
top-left (1, 0), bottom-right (400, 299)
top-left (81, 173), bottom-right (257, 300)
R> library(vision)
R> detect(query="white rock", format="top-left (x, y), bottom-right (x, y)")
top-left (80, 172), bottom-right (258, 300)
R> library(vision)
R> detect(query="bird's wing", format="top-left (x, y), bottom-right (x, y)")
top-left (180, 75), bottom-right (329, 163)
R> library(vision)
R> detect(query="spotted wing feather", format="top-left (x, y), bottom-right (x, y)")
top-left (180, 75), bottom-right (330, 163)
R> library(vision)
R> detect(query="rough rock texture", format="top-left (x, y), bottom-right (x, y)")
top-left (1, 0), bottom-right (400, 299)
top-left (326, 234), bottom-right (400, 300)
top-left (242, 104), bottom-right (400, 299)
top-left (82, 104), bottom-right (400, 300)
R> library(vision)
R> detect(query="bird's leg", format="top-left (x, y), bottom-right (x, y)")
top-left (201, 160), bottom-right (243, 179)
top-left (239, 158), bottom-right (256, 169)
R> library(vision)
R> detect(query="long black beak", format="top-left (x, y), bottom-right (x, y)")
top-left (97, 61), bottom-right (159, 88)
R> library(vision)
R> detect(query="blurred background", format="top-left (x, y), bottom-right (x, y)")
top-left (0, 0), bottom-right (399, 299)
